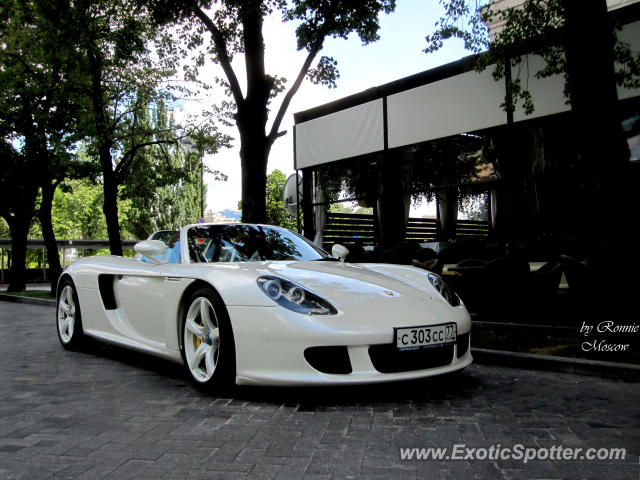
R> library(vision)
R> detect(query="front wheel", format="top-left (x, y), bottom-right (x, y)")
top-left (56, 278), bottom-right (85, 350)
top-left (180, 287), bottom-right (235, 392)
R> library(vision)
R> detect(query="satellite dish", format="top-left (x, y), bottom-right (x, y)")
top-left (283, 173), bottom-right (302, 215)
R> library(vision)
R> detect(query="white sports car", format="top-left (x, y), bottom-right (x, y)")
top-left (56, 223), bottom-right (472, 390)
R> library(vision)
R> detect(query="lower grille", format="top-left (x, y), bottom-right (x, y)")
top-left (368, 343), bottom-right (454, 374)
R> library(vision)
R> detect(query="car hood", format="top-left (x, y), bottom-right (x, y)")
top-left (250, 260), bottom-right (456, 324)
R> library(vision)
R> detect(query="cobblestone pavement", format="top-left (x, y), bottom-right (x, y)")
top-left (0, 302), bottom-right (638, 480)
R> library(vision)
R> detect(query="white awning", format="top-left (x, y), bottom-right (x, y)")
top-left (295, 99), bottom-right (384, 169)
top-left (294, 19), bottom-right (640, 169)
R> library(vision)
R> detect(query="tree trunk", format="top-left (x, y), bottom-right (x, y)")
top-left (563, 0), bottom-right (630, 247)
top-left (101, 146), bottom-right (123, 256)
top-left (86, 39), bottom-right (123, 256)
top-left (562, 0), bottom-right (633, 316)
top-left (237, 3), bottom-right (271, 225)
top-left (238, 116), bottom-right (270, 224)
top-left (377, 152), bottom-right (408, 249)
top-left (39, 182), bottom-right (62, 296)
top-left (5, 214), bottom-right (32, 292)
top-left (239, 142), bottom-right (268, 224)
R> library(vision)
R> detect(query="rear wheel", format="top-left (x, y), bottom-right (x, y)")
top-left (56, 278), bottom-right (85, 350)
top-left (180, 287), bottom-right (235, 392)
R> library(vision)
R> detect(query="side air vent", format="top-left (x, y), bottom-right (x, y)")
top-left (98, 275), bottom-right (118, 310)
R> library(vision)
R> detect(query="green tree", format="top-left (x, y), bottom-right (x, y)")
top-left (50, 180), bottom-right (126, 240)
top-left (150, 0), bottom-right (396, 225)
top-left (265, 169), bottom-right (297, 230)
top-left (0, 218), bottom-right (9, 238)
top-left (68, 0), bottom-right (178, 256)
top-left (120, 101), bottom-right (229, 239)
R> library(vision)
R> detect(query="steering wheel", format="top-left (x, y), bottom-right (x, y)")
top-left (189, 239), bottom-right (208, 263)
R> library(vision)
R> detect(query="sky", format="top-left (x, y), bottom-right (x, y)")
top-left (186, 2), bottom-right (471, 216)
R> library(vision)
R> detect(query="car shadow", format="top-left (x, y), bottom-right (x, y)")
top-left (75, 339), bottom-right (483, 405)
top-left (76, 337), bottom-right (187, 381)
top-left (233, 369), bottom-right (483, 408)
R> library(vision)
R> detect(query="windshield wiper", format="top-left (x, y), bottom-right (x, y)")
top-left (312, 257), bottom-right (339, 261)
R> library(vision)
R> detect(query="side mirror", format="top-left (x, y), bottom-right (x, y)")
top-left (134, 240), bottom-right (168, 264)
top-left (331, 244), bottom-right (350, 262)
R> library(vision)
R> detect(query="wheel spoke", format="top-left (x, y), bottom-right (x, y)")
top-left (190, 343), bottom-right (209, 371)
top-left (200, 299), bottom-right (216, 331)
top-left (186, 298), bottom-right (201, 321)
top-left (186, 318), bottom-right (206, 337)
top-left (205, 346), bottom-right (216, 376)
top-left (63, 317), bottom-right (72, 334)
top-left (60, 300), bottom-right (71, 314)
top-left (65, 288), bottom-right (74, 308)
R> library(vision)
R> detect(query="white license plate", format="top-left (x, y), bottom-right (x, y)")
top-left (395, 323), bottom-right (457, 350)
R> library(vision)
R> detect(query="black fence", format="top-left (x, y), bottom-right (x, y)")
top-left (322, 213), bottom-right (378, 249)
top-left (322, 213), bottom-right (489, 249)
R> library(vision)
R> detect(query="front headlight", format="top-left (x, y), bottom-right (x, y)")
top-left (257, 276), bottom-right (337, 315)
top-left (427, 273), bottom-right (461, 307)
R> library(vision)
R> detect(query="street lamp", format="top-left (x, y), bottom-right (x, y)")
top-left (181, 137), bottom-right (204, 219)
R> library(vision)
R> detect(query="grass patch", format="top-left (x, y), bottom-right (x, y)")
top-left (2, 290), bottom-right (55, 300)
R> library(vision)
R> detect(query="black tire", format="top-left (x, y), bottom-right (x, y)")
top-left (56, 277), bottom-right (86, 350)
top-left (180, 286), bottom-right (236, 393)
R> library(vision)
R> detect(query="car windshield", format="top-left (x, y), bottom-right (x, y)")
top-left (186, 224), bottom-right (329, 263)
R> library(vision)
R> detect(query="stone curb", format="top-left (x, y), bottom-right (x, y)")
top-left (1, 293), bottom-right (637, 381)
top-left (0, 293), bottom-right (56, 307)
top-left (472, 347), bottom-right (640, 382)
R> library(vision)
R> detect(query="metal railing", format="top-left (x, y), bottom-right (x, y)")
top-left (321, 213), bottom-right (489, 248)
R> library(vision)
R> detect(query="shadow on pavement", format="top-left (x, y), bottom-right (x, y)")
top-left (75, 338), bottom-right (484, 406)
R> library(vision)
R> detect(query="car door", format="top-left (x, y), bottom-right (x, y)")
top-left (113, 262), bottom-right (168, 345)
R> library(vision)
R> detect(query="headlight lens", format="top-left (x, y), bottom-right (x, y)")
top-left (427, 273), bottom-right (461, 307)
top-left (257, 276), bottom-right (337, 315)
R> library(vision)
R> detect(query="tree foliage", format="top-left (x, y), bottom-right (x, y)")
top-left (425, 0), bottom-right (640, 115)
top-left (66, 0), bottom-right (181, 255)
top-left (120, 101), bottom-right (220, 239)
top-left (51, 180), bottom-right (131, 240)
top-left (0, 0), bottom-right (231, 292)
top-left (16, 0), bottom-right (227, 256)
top-left (0, 218), bottom-right (9, 238)
top-left (265, 169), bottom-right (297, 230)
top-left (0, 0), bottom-right (87, 290)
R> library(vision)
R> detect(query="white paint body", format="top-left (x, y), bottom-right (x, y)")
top-left (61, 224), bottom-right (472, 386)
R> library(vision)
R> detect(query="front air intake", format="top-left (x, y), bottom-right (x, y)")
top-left (304, 346), bottom-right (352, 374)
top-left (368, 343), bottom-right (454, 373)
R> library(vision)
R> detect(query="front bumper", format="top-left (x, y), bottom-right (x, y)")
top-left (228, 305), bottom-right (472, 386)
